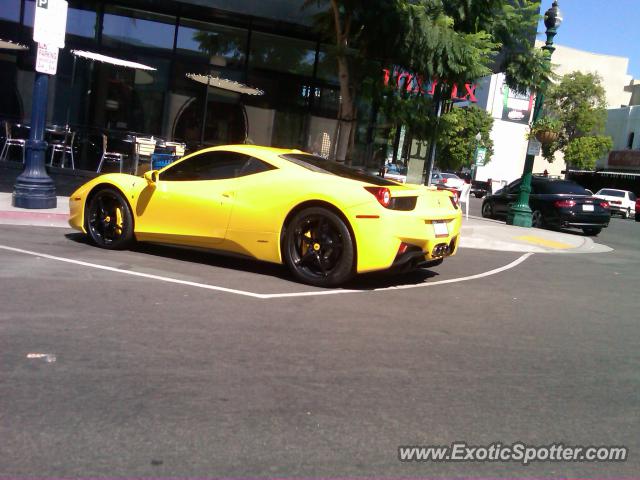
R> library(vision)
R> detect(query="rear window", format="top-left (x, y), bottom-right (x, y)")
top-left (535, 180), bottom-right (589, 195)
top-left (598, 189), bottom-right (625, 197)
top-left (280, 153), bottom-right (397, 186)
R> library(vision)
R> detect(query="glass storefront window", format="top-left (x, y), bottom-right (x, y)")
top-left (176, 19), bottom-right (247, 69)
top-left (0, 0), bottom-right (20, 22)
top-left (249, 31), bottom-right (316, 76)
top-left (23, 1), bottom-right (97, 38)
top-left (102, 7), bottom-right (175, 52)
top-left (316, 45), bottom-right (338, 83)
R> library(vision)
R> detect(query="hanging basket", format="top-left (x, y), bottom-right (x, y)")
top-left (535, 130), bottom-right (560, 145)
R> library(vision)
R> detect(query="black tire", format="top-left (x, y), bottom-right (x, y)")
top-left (582, 227), bottom-right (602, 236)
top-left (283, 207), bottom-right (355, 287)
top-left (481, 201), bottom-right (494, 218)
top-left (636, 212), bottom-right (640, 222)
top-left (531, 210), bottom-right (544, 228)
top-left (474, 192), bottom-right (485, 198)
top-left (622, 208), bottom-right (630, 219)
top-left (85, 187), bottom-right (135, 250)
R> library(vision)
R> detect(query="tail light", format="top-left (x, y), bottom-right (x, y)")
top-left (554, 199), bottom-right (576, 208)
top-left (610, 200), bottom-right (622, 205)
top-left (599, 201), bottom-right (610, 208)
top-left (443, 178), bottom-right (449, 183)
top-left (364, 187), bottom-right (391, 208)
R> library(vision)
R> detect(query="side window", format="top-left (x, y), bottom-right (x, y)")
top-left (507, 180), bottom-right (521, 194)
top-left (629, 192), bottom-right (636, 201)
top-left (161, 151), bottom-right (274, 181)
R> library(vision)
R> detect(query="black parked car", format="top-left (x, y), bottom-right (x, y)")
top-left (481, 177), bottom-right (611, 236)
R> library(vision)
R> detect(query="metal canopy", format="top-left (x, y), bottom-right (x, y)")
top-left (186, 73), bottom-right (264, 96)
top-left (71, 50), bottom-right (156, 71)
top-left (0, 38), bottom-right (28, 51)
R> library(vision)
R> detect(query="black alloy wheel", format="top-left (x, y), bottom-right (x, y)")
top-left (481, 201), bottom-right (494, 218)
top-left (283, 207), bottom-right (355, 287)
top-left (86, 188), bottom-right (134, 250)
top-left (531, 210), bottom-right (544, 228)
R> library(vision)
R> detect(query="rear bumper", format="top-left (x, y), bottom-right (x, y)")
top-left (549, 211), bottom-right (610, 229)
top-left (347, 205), bottom-right (462, 273)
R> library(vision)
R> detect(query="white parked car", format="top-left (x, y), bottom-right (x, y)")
top-left (431, 172), bottom-right (466, 192)
top-left (593, 188), bottom-right (637, 218)
top-left (383, 163), bottom-right (407, 183)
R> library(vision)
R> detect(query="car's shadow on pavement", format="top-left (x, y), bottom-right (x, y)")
top-left (65, 233), bottom-right (441, 291)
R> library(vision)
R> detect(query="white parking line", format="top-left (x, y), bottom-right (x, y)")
top-left (0, 244), bottom-right (533, 300)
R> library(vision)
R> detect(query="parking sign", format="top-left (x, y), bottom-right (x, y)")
top-left (33, 0), bottom-right (68, 49)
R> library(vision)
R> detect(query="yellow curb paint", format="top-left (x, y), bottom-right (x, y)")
top-left (515, 235), bottom-right (574, 250)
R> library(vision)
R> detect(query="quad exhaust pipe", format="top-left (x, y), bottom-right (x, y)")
top-left (432, 243), bottom-right (449, 258)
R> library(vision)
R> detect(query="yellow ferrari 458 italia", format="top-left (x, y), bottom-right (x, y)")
top-left (69, 145), bottom-right (462, 287)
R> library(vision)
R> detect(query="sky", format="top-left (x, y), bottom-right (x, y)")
top-left (538, 0), bottom-right (640, 79)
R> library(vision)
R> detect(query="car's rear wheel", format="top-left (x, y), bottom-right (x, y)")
top-left (481, 201), bottom-right (494, 218)
top-left (532, 210), bottom-right (544, 228)
top-left (622, 207), bottom-right (630, 219)
top-left (582, 227), bottom-right (602, 236)
top-left (283, 207), bottom-right (355, 287)
top-left (86, 188), bottom-right (134, 250)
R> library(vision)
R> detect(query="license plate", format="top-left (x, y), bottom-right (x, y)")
top-left (582, 204), bottom-right (594, 212)
top-left (432, 221), bottom-right (448, 237)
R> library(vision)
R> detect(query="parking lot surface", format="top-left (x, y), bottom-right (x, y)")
top-left (1, 212), bottom-right (639, 477)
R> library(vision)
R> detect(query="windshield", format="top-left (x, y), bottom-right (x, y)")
top-left (280, 153), bottom-right (397, 186)
top-left (535, 180), bottom-right (589, 195)
top-left (597, 189), bottom-right (625, 197)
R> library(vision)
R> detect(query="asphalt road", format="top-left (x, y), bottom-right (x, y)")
top-left (1, 206), bottom-right (639, 477)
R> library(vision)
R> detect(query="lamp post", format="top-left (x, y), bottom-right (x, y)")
top-left (507, 1), bottom-right (562, 227)
top-left (471, 132), bottom-right (481, 180)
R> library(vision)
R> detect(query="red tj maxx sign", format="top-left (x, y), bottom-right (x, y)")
top-left (382, 67), bottom-right (478, 103)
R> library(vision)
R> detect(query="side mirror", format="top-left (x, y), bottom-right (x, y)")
top-left (144, 170), bottom-right (159, 185)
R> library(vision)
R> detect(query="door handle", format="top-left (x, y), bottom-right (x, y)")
top-left (222, 191), bottom-right (233, 198)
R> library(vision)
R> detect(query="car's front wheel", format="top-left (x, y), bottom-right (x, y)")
top-left (86, 187), bottom-right (134, 250)
top-left (283, 207), bottom-right (355, 287)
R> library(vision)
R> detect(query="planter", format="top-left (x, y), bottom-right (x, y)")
top-left (535, 130), bottom-right (560, 145)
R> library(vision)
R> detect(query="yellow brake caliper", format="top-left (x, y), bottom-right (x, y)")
top-left (114, 207), bottom-right (123, 234)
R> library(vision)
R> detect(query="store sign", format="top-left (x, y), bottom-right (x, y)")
top-left (502, 83), bottom-right (534, 124)
top-left (382, 67), bottom-right (478, 103)
top-left (608, 150), bottom-right (640, 170)
top-left (33, 0), bottom-right (68, 49)
top-left (475, 146), bottom-right (488, 166)
top-left (35, 43), bottom-right (59, 75)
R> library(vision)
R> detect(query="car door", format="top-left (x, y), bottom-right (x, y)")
top-left (134, 150), bottom-right (248, 246)
top-left (494, 180), bottom-right (520, 215)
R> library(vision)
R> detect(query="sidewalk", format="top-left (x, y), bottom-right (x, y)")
top-left (0, 193), bottom-right (612, 254)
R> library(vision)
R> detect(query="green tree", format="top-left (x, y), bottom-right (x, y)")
top-left (436, 105), bottom-right (494, 171)
top-left (305, 0), bottom-right (549, 161)
top-left (543, 71), bottom-right (613, 169)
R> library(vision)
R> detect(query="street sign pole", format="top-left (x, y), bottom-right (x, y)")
top-left (12, 0), bottom-right (67, 209)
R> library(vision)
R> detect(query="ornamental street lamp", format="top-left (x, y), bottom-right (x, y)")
top-left (507, 1), bottom-right (563, 227)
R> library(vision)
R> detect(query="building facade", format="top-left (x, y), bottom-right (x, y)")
top-left (0, 0), bottom-right (385, 173)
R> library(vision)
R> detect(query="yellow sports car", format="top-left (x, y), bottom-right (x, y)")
top-left (69, 145), bottom-right (462, 287)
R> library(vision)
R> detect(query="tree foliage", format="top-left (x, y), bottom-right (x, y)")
top-left (436, 105), bottom-right (494, 171)
top-left (305, 0), bottom-right (548, 161)
top-left (542, 71), bottom-right (612, 168)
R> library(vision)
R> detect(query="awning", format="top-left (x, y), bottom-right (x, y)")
top-left (71, 50), bottom-right (156, 71)
top-left (186, 73), bottom-right (264, 96)
top-left (0, 38), bottom-right (28, 51)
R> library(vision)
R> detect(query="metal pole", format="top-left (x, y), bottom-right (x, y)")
top-left (507, 1), bottom-right (561, 226)
top-left (12, 72), bottom-right (57, 209)
top-left (424, 85), bottom-right (443, 186)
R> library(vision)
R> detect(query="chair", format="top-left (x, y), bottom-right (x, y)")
top-left (134, 136), bottom-right (157, 174)
top-left (0, 120), bottom-right (27, 163)
top-left (459, 182), bottom-right (471, 219)
top-left (97, 133), bottom-right (128, 173)
top-left (49, 128), bottom-right (76, 169)
top-left (164, 141), bottom-right (186, 158)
